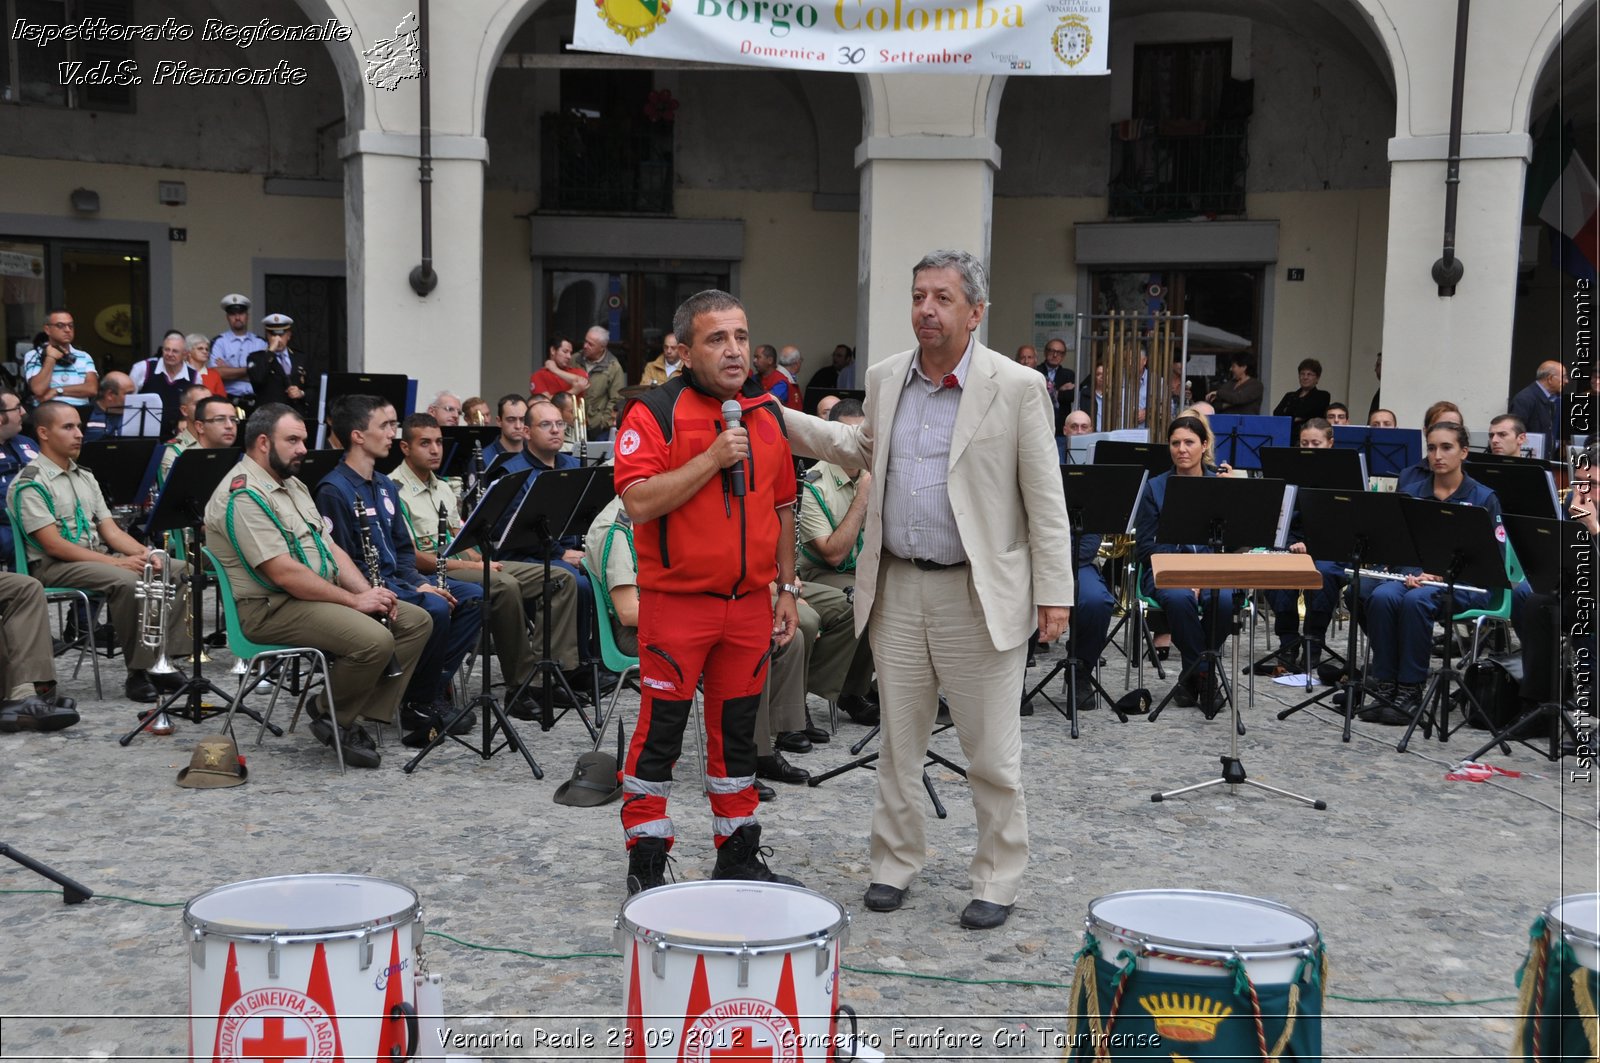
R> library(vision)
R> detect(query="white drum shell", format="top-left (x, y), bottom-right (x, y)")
top-left (184, 874), bottom-right (422, 1062)
top-left (1086, 889), bottom-right (1321, 984)
top-left (1546, 893), bottom-right (1600, 973)
top-left (616, 882), bottom-right (850, 1062)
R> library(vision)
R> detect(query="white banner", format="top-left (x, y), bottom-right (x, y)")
top-left (573, 0), bottom-right (1108, 76)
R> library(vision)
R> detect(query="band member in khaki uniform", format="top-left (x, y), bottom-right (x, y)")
top-left (203, 402), bottom-right (430, 768)
top-left (7, 401), bottom-right (187, 704)
top-left (391, 412), bottom-right (581, 716)
top-left (0, 571), bottom-right (78, 731)
top-left (156, 384), bottom-right (214, 486)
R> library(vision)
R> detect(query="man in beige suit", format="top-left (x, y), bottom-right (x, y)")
top-left (782, 249), bottom-right (1073, 929)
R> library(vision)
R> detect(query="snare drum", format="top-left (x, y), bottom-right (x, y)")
top-left (1514, 893), bottom-right (1600, 1061)
top-left (184, 874), bottom-right (424, 1062)
top-left (1067, 889), bottom-right (1326, 1061)
top-left (616, 881), bottom-right (852, 1062)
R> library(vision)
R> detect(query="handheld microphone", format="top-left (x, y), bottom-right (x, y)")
top-left (721, 399), bottom-right (747, 497)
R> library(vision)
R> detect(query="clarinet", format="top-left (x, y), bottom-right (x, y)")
top-left (464, 438), bottom-right (486, 514)
top-left (355, 500), bottom-right (405, 679)
top-left (435, 502), bottom-right (451, 591)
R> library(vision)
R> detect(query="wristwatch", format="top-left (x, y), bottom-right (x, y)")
top-left (779, 581), bottom-right (802, 597)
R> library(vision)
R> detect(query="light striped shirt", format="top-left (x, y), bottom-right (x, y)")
top-left (22, 346), bottom-right (96, 407)
top-left (881, 339), bottom-right (973, 565)
top-left (211, 330), bottom-right (266, 397)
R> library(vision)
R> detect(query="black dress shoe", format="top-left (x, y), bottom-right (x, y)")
top-left (0, 694), bottom-right (80, 733)
top-left (959, 899), bottom-right (1013, 929)
top-left (802, 724), bottom-right (830, 744)
top-left (1072, 670), bottom-right (1098, 713)
top-left (124, 671), bottom-right (159, 704)
top-left (756, 752), bottom-right (809, 784)
top-left (150, 670), bottom-right (186, 694)
top-left (754, 780), bottom-right (776, 802)
top-left (774, 731), bottom-right (812, 754)
top-left (863, 882), bottom-right (906, 912)
top-left (339, 725), bottom-right (382, 768)
top-left (837, 694), bottom-right (879, 726)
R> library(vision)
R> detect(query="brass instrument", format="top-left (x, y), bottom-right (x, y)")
top-left (435, 502), bottom-right (451, 591)
top-left (135, 548), bottom-right (180, 734)
top-left (574, 395), bottom-right (589, 465)
top-left (354, 500), bottom-right (406, 679)
top-left (1086, 310), bottom-right (1186, 442)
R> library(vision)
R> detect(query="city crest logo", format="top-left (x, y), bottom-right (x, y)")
top-left (595, 0), bottom-right (671, 45)
top-left (1052, 13), bottom-right (1093, 67)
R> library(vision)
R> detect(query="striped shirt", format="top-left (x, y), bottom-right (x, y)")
top-left (211, 330), bottom-right (266, 397)
top-left (881, 339), bottom-right (972, 565)
top-left (22, 346), bottom-right (96, 407)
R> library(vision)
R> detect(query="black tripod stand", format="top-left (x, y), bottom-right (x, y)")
top-left (404, 470), bottom-right (543, 775)
top-left (1021, 465), bottom-right (1150, 736)
top-left (120, 448), bottom-right (277, 745)
top-left (1467, 516), bottom-right (1586, 763)
top-left (806, 717), bottom-right (965, 818)
top-left (499, 465), bottom-right (614, 737)
top-left (0, 843), bottom-right (92, 904)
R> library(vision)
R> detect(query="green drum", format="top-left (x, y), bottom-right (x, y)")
top-left (1066, 889), bottom-right (1326, 1062)
top-left (1514, 893), bottom-right (1600, 1061)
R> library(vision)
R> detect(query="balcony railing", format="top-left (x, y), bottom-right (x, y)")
top-left (1107, 121), bottom-right (1248, 219)
top-left (540, 113), bottom-right (673, 215)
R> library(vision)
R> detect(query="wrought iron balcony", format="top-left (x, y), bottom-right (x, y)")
top-left (539, 112), bottom-right (673, 215)
top-left (1107, 121), bottom-right (1248, 219)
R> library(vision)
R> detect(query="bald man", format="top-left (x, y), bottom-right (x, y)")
top-left (1509, 360), bottom-right (1566, 455)
top-left (84, 372), bottom-right (136, 440)
top-left (1064, 410), bottom-right (1094, 436)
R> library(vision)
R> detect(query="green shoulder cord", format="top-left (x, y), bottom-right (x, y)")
top-left (799, 481), bottom-right (859, 573)
top-left (13, 478), bottom-right (89, 552)
top-left (155, 441), bottom-right (185, 489)
top-left (597, 522), bottom-right (636, 622)
top-left (224, 487), bottom-right (336, 592)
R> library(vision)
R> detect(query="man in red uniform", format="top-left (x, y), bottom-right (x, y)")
top-left (613, 290), bottom-right (802, 894)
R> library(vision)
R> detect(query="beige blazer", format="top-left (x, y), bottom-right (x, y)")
top-left (784, 340), bottom-right (1074, 652)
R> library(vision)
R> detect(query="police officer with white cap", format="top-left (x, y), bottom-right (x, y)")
top-left (249, 313), bottom-right (313, 419)
top-left (211, 294), bottom-right (266, 406)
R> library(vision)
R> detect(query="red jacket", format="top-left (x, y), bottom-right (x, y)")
top-left (614, 374), bottom-right (795, 598)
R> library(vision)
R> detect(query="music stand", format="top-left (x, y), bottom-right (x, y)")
top-left (1277, 490), bottom-right (1421, 738)
top-left (1021, 465), bottom-right (1149, 735)
top-left (1210, 415), bottom-right (1292, 471)
top-left (402, 469), bottom-right (539, 775)
top-left (1394, 498), bottom-right (1510, 753)
top-left (1460, 460), bottom-right (1562, 518)
top-left (1253, 447), bottom-right (1367, 681)
top-left (499, 466), bottom-right (614, 734)
top-left (118, 448), bottom-right (271, 744)
top-left (295, 449), bottom-right (345, 491)
top-left (1467, 516), bottom-right (1587, 762)
top-left (119, 394), bottom-right (164, 437)
top-left (1146, 474), bottom-right (1293, 725)
top-left (1333, 426), bottom-right (1423, 478)
top-left (806, 713), bottom-right (966, 818)
top-left (318, 372), bottom-right (412, 421)
top-left (80, 438), bottom-right (161, 509)
top-left (1094, 440), bottom-right (1173, 475)
top-left (440, 426), bottom-right (501, 478)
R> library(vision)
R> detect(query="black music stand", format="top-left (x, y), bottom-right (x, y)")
top-left (441, 427), bottom-right (501, 478)
top-left (1395, 499), bottom-right (1510, 753)
top-left (1021, 465), bottom-right (1149, 736)
top-left (1094, 439), bottom-right (1173, 476)
top-left (1277, 490), bottom-right (1419, 739)
top-left (1461, 460), bottom-right (1562, 518)
top-left (1210, 415), bottom-right (1291, 471)
top-left (500, 466), bottom-right (614, 735)
top-left (80, 439), bottom-right (161, 509)
top-left (1253, 447), bottom-right (1367, 681)
top-left (403, 469), bottom-right (539, 775)
top-left (295, 449), bottom-right (345, 491)
top-left (1332, 426), bottom-right (1423, 478)
top-left (0, 843), bottom-right (92, 904)
top-left (1145, 475), bottom-right (1292, 726)
top-left (1467, 516), bottom-right (1586, 762)
top-left (118, 448), bottom-right (271, 744)
top-left (806, 715), bottom-right (965, 818)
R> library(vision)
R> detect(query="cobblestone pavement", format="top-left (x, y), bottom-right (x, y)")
top-left (0, 622), bottom-right (1595, 1061)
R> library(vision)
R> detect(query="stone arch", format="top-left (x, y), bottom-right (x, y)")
top-left (1514, 0), bottom-right (1598, 136)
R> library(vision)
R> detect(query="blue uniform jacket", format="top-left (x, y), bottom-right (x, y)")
top-left (1, 435), bottom-right (41, 522)
top-left (313, 461), bottom-right (425, 590)
top-left (1135, 468), bottom-right (1218, 570)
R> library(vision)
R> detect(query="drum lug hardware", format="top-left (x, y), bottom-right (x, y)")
top-left (268, 936), bottom-right (281, 979)
top-left (651, 939), bottom-right (669, 979)
top-left (359, 929), bottom-right (374, 971)
top-left (814, 939), bottom-right (830, 978)
top-left (736, 948), bottom-right (752, 988)
top-left (190, 929), bottom-right (207, 970)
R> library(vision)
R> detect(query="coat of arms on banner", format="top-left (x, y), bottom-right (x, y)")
top-left (596, 0), bottom-right (671, 45)
top-left (1052, 13), bottom-right (1093, 67)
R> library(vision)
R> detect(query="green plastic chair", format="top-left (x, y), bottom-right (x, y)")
top-left (8, 499), bottom-right (103, 698)
top-left (1455, 539), bottom-right (1525, 663)
top-left (201, 546), bottom-right (342, 773)
top-left (581, 558), bottom-right (640, 749)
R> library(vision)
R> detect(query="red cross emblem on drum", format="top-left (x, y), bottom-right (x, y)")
top-left (217, 987), bottom-right (338, 1062)
top-left (684, 999), bottom-right (798, 1062)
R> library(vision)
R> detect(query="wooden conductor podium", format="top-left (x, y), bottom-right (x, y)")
top-left (1149, 551), bottom-right (1328, 810)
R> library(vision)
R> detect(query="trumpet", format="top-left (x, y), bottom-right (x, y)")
top-left (354, 500), bottom-right (406, 680)
top-left (575, 396), bottom-right (589, 465)
top-left (136, 549), bottom-right (180, 676)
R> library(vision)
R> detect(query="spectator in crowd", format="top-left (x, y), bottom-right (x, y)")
top-left (25, 309), bottom-right (98, 408)
top-left (530, 335), bottom-right (588, 397)
top-left (211, 294), bottom-right (265, 405)
top-left (82, 373), bottom-right (135, 441)
top-left (777, 346), bottom-right (805, 411)
top-left (1015, 345), bottom-right (1038, 369)
top-left (1273, 358), bottom-right (1331, 433)
top-left (804, 344), bottom-right (856, 406)
top-left (184, 334), bottom-right (226, 397)
top-left (577, 326), bottom-right (626, 441)
top-left (428, 391), bottom-right (463, 426)
top-left (640, 332), bottom-right (682, 386)
top-left (1509, 360), bottom-right (1566, 456)
top-left (1368, 351), bottom-right (1382, 418)
top-left (1206, 353), bottom-right (1263, 415)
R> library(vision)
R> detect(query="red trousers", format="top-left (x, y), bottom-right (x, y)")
top-left (622, 590), bottom-right (773, 849)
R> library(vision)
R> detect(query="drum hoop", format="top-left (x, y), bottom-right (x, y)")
top-left (1545, 893), bottom-right (1600, 950)
top-left (183, 873), bottom-right (420, 943)
top-left (616, 881), bottom-right (849, 952)
top-left (1086, 889), bottom-right (1321, 960)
